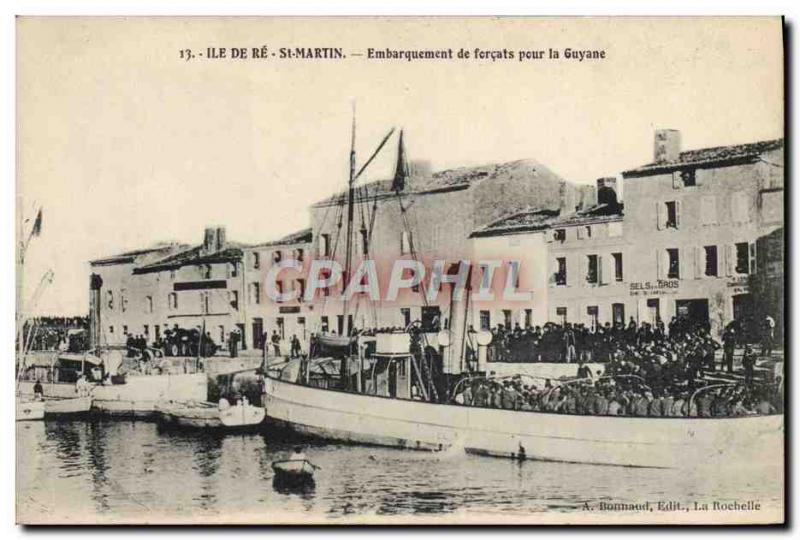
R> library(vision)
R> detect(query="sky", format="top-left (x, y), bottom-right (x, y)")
top-left (16, 17), bottom-right (783, 315)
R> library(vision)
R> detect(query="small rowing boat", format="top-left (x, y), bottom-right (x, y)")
top-left (155, 399), bottom-right (266, 429)
top-left (271, 459), bottom-right (317, 479)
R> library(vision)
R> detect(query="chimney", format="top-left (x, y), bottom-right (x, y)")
top-left (215, 226), bottom-right (227, 251)
top-left (654, 129), bottom-right (681, 163)
top-left (203, 226), bottom-right (217, 254)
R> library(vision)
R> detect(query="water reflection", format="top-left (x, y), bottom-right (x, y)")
top-left (16, 419), bottom-right (783, 522)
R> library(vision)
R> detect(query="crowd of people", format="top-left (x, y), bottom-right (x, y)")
top-left (484, 316), bottom-right (774, 369)
top-left (452, 373), bottom-right (782, 418)
top-left (126, 325), bottom-right (219, 358)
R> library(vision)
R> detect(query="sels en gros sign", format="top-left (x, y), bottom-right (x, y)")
top-left (629, 279), bottom-right (680, 297)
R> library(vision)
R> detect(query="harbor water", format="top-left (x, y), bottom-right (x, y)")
top-left (17, 418), bottom-right (783, 524)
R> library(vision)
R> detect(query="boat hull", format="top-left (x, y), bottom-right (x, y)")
top-left (155, 401), bottom-right (266, 429)
top-left (44, 396), bottom-right (92, 416)
top-left (16, 399), bottom-right (45, 421)
top-left (264, 376), bottom-right (784, 469)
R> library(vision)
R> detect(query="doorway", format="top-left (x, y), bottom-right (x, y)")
top-left (675, 298), bottom-right (710, 331)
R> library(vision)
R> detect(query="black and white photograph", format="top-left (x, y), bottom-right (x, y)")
top-left (13, 16), bottom-right (785, 525)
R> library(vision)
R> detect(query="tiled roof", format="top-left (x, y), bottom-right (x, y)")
top-left (623, 138), bottom-right (783, 176)
top-left (249, 228), bottom-right (313, 249)
top-left (470, 203), bottom-right (623, 238)
top-left (89, 243), bottom-right (189, 266)
top-left (133, 243), bottom-right (247, 274)
top-left (548, 203), bottom-right (624, 227)
top-left (313, 159), bottom-right (563, 206)
top-left (470, 208), bottom-right (560, 237)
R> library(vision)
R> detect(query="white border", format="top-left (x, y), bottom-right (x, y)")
top-left (3, 2), bottom-right (796, 538)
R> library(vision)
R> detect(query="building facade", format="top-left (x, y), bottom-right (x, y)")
top-left (621, 131), bottom-right (784, 337)
top-left (89, 227), bottom-right (246, 349)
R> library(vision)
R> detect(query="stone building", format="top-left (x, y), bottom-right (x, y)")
top-left (620, 131), bottom-right (783, 336)
top-left (308, 151), bottom-right (595, 336)
top-left (241, 228), bottom-right (313, 352)
top-left (89, 227), bottom-right (247, 348)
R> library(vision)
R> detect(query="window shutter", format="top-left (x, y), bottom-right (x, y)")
top-left (656, 202), bottom-right (664, 230)
top-left (597, 255), bottom-right (604, 285)
top-left (725, 245), bottom-right (735, 276)
top-left (656, 250), bottom-right (663, 279)
top-left (692, 247), bottom-right (700, 279)
top-left (674, 201), bottom-right (682, 229)
top-left (749, 242), bottom-right (757, 274)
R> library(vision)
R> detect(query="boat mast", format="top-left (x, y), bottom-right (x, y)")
top-left (342, 105), bottom-right (357, 338)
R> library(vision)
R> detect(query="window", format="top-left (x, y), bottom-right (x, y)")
top-left (555, 257), bottom-right (567, 286)
top-left (503, 310), bottom-right (512, 328)
top-left (704, 246), bottom-right (718, 277)
top-left (665, 201), bottom-right (679, 229)
top-left (681, 169), bottom-right (696, 187)
top-left (667, 248), bottom-right (680, 279)
top-left (168, 292), bottom-right (178, 310)
top-left (584, 226), bottom-right (592, 238)
top-left (320, 269), bottom-right (332, 297)
top-left (319, 234), bottom-right (331, 257)
top-left (229, 290), bottom-right (239, 310)
top-left (109, 325), bottom-right (114, 334)
top-left (524, 309), bottom-right (532, 328)
top-left (170, 270), bottom-right (176, 280)
top-left (143, 325), bottom-right (149, 337)
top-left (294, 248), bottom-right (304, 262)
top-left (296, 279), bottom-right (306, 301)
top-left (155, 325), bottom-right (161, 340)
top-left (201, 292), bottom-right (210, 314)
top-left (200, 264), bottom-right (212, 279)
top-left (556, 307), bottom-right (567, 325)
top-left (251, 252), bottom-right (260, 269)
top-left (272, 250), bottom-right (282, 263)
top-left (120, 291), bottom-right (128, 313)
top-left (400, 231), bottom-right (412, 255)
top-left (249, 282), bottom-right (260, 304)
top-left (646, 298), bottom-right (660, 324)
top-left (479, 310), bottom-right (491, 331)
top-left (123, 325), bottom-right (128, 335)
top-left (735, 242), bottom-right (749, 274)
top-left (587, 306), bottom-right (599, 330)
top-left (145, 295), bottom-right (154, 314)
top-left (612, 303), bottom-right (625, 325)
top-left (275, 281), bottom-right (284, 302)
top-left (586, 255), bottom-right (599, 284)
top-left (276, 317), bottom-right (285, 339)
top-left (321, 316), bottom-right (329, 333)
top-left (612, 252), bottom-right (623, 282)
top-left (401, 308), bottom-right (411, 328)
top-left (229, 262), bottom-right (238, 278)
top-left (107, 291), bottom-right (114, 309)
top-left (553, 229), bottom-right (566, 242)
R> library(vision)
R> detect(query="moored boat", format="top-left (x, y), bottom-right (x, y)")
top-left (264, 373), bottom-right (783, 469)
top-left (16, 398), bottom-right (45, 421)
top-left (43, 396), bottom-right (93, 416)
top-left (155, 399), bottom-right (265, 429)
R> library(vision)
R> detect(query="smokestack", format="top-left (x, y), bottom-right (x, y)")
top-left (215, 227), bottom-right (227, 251)
top-left (654, 129), bottom-right (681, 163)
